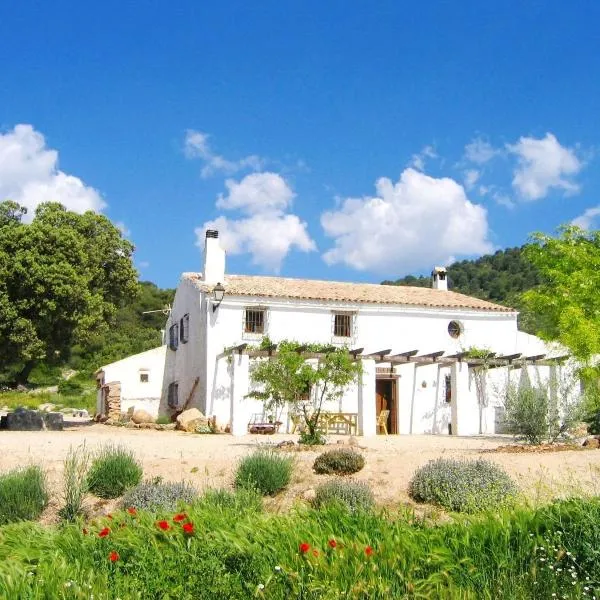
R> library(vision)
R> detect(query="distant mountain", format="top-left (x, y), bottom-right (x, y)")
top-left (382, 247), bottom-right (541, 332)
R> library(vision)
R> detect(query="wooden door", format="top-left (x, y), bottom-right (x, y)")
top-left (375, 379), bottom-right (397, 434)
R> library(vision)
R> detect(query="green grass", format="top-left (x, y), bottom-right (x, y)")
top-left (0, 466), bottom-right (48, 525)
top-left (234, 450), bottom-right (294, 496)
top-left (0, 389), bottom-right (97, 414)
top-left (87, 445), bottom-right (143, 499)
top-left (0, 497), bottom-right (599, 598)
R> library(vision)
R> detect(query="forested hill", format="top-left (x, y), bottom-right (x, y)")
top-left (382, 247), bottom-right (541, 326)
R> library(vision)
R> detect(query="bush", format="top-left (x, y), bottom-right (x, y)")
top-left (313, 448), bottom-right (365, 475)
top-left (155, 415), bottom-right (172, 425)
top-left (199, 488), bottom-right (263, 513)
top-left (122, 479), bottom-right (198, 511)
top-left (57, 379), bottom-right (84, 396)
top-left (87, 444), bottom-right (143, 499)
top-left (409, 458), bottom-right (516, 513)
top-left (313, 479), bottom-right (374, 513)
top-left (299, 429), bottom-right (327, 446)
top-left (59, 445), bottom-right (90, 522)
top-left (0, 466), bottom-right (48, 524)
top-left (234, 450), bottom-right (294, 496)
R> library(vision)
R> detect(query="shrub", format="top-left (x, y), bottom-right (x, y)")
top-left (234, 450), bottom-right (294, 496)
top-left (313, 479), bottom-right (374, 513)
top-left (87, 444), bottom-right (143, 499)
top-left (409, 458), bottom-right (516, 513)
top-left (0, 466), bottom-right (48, 524)
top-left (57, 379), bottom-right (84, 396)
top-left (299, 429), bottom-right (327, 446)
top-left (59, 445), bottom-right (90, 521)
top-left (199, 488), bottom-right (263, 513)
top-left (155, 415), bottom-right (172, 425)
top-left (122, 479), bottom-right (198, 511)
top-left (313, 448), bottom-right (365, 475)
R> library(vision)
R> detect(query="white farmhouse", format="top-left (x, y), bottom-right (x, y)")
top-left (98, 230), bottom-right (572, 436)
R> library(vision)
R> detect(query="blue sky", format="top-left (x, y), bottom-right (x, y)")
top-left (1, 1), bottom-right (599, 288)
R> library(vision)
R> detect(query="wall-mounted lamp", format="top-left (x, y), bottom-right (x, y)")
top-left (212, 282), bottom-right (225, 312)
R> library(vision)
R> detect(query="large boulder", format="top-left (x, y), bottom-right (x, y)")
top-left (583, 437), bottom-right (600, 449)
top-left (131, 409), bottom-right (155, 424)
top-left (176, 408), bottom-right (209, 432)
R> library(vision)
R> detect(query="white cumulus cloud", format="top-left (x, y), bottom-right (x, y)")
top-left (320, 168), bottom-right (492, 274)
top-left (184, 129), bottom-right (265, 178)
top-left (464, 138), bottom-right (499, 165)
top-left (409, 145), bottom-right (437, 171)
top-left (196, 172), bottom-right (315, 272)
top-left (0, 124), bottom-right (105, 217)
top-left (507, 133), bottom-right (582, 200)
top-left (572, 206), bottom-right (600, 230)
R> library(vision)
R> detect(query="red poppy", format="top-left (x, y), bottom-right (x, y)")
top-left (182, 522), bottom-right (194, 535)
top-left (98, 527), bottom-right (110, 538)
top-left (173, 513), bottom-right (187, 523)
top-left (365, 546), bottom-right (374, 557)
top-left (299, 542), bottom-right (310, 554)
top-left (109, 551), bottom-right (119, 562)
top-left (127, 507), bottom-right (137, 516)
top-left (328, 539), bottom-right (337, 549)
top-left (157, 520), bottom-right (170, 531)
top-left (82, 528), bottom-right (88, 535)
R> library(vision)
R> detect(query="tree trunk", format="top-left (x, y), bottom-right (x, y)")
top-left (15, 361), bottom-right (35, 385)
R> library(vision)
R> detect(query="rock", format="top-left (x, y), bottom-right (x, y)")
top-left (277, 440), bottom-right (295, 448)
top-left (42, 412), bottom-right (64, 431)
top-left (124, 421), bottom-right (137, 428)
top-left (176, 408), bottom-right (210, 432)
top-left (163, 423), bottom-right (176, 431)
top-left (6, 408), bottom-right (44, 430)
top-left (583, 437), bottom-right (600, 449)
top-left (38, 403), bottom-right (56, 413)
top-left (131, 409), bottom-right (155, 424)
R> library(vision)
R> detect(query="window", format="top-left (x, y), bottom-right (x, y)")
top-left (140, 372), bottom-right (149, 383)
top-left (180, 314), bottom-right (189, 343)
top-left (444, 374), bottom-right (452, 403)
top-left (333, 312), bottom-right (353, 338)
top-left (167, 382), bottom-right (179, 408)
top-left (448, 320), bottom-right (463, 339)
top-left (244, 308), bottom-right (265, 334)
top-left (168, 323), bottom-right (179, 350)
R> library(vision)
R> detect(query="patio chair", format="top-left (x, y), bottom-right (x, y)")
top-left (377, 409), bottom-right (390, 435)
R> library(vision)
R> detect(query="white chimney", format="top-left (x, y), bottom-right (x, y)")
top-left (203, 230), bottom-right (226, 285)
top-left (431, 266), bottom-right (448, 291)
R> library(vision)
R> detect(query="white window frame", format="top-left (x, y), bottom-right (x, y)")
top-left (242, 306), bottom-right (269, 341)
top-left (331, 311), bottom-right (356, 345)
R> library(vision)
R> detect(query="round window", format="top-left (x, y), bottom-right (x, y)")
top-left (448, 320), bottom-right (463, 339)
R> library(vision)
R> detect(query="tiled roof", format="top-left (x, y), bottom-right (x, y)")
top-left (182, 273), bottom-right (514, 312)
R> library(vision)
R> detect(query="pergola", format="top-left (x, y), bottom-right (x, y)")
top-left (222, 344), bottom-right (569, 437)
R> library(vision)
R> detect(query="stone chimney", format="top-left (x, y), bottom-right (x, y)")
top-left (431, 266), bottom-right (448, 291)
top-left (203, 230), bottom-right (226, 285)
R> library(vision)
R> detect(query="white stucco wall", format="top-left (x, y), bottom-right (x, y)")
top-left (166, 282), bottom-right (570, 435)
top-left (98, 346), bottom-right (167, 418)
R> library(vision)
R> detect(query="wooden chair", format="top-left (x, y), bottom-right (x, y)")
top-left (377, 409), bottom-right (390, 435)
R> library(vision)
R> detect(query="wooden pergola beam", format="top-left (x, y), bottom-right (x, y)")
top-left (390, 349), bottom-right (419, 361)
top-left (349, 347), bottom-right (364, 358)
top-left (526, 354), bottom-right (546, 362)
top-left (419, 350), bottom-right (445, 362)
top-left (369, 349), bottom-right (392, 361)
top-left (231, 343), bottom-right (248, 355)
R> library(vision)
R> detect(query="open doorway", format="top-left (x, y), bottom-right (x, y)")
top-left (375, 378), bottom-right (397, 434)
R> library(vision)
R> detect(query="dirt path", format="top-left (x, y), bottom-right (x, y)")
top-left (2, 425), bottom-right (599, 516)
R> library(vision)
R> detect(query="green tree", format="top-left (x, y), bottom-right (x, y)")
top-left (248, 341), bottom-right (362, 444)
top-left (0, 201), bottom-right (139, 383)
top-left (522, 226), bottom-right (600, 364)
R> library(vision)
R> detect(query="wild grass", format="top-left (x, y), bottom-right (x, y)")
top-left (0, 389), bottom-right (97, 413)
top-left (0, 498), bottom-right (599, 598)
top-left (0, 466), bottom-right (48, 525)
top-left (87, 444), bottom-right (143, 499)
top-left (234, 449), bottom-right (294, 496)
top-left (313, 479), bottom-right (374, 513)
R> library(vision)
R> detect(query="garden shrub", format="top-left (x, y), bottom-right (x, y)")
top-left (299, 429), bottom-right (327, 446)
top-left (409, 458), bottom-right (516, 513)
top-left (0, 466), bottom-right (48, 524)
top-left (234, 450), bottom-right (294, 496)
top-left (121, 479), bottom-right (197, 511)
top-left (59, 445), bottom-right (89, 522)
top-left (155, 415), bottom-right (172, 425)
top-left (313, 448), bottom-right (365, 475)
top-left (313, 479), bottom-right (374, 513)
top-left (87, 444), bottom-right (143, 499)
